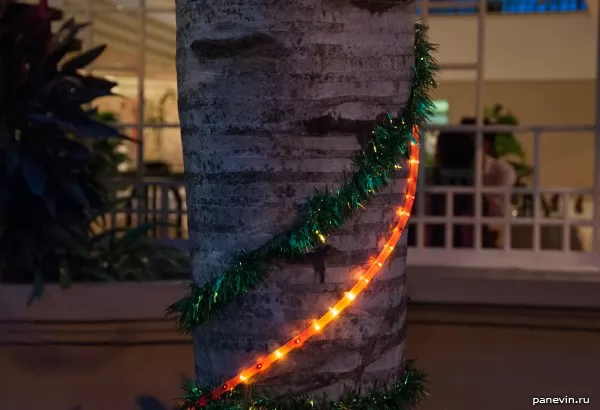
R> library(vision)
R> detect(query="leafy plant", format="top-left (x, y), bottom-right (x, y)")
top-left (145, 89), bottom-right (176, 160)
top-left (64, 223), bottom-right (189, 285)
top-left (484, 103), bottom-right (533, 179)
top-left (0, 2), bottom-right (188, 301)
top-left (92, 111), bottom-right (131, 177)
top-left (0, 2), bottom-right (124, 291)
top-left (63, 200), bottom-right (189, 285)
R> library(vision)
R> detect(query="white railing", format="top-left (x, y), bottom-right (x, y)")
top-left (105, 178), bottom-right (188, 249)
top-left (107, 124), bottom-right (600, 272)
top-left (93, 0), bottom-right (600, 273)
top-left (408, 123), bottom-right (600, 271)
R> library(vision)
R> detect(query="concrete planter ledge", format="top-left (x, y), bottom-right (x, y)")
top-left (0, 281), bottom-right (193, 410)
top-left (408, 266), bottom-right (600, 310)
top-left (0, 282), bottom-right (190, 346)
top-left (0, 282), bottom-right (187, 322)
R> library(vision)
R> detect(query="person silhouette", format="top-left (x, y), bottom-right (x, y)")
top-left (426, 117), bottom-right (513, 248)
top-left (460, 117), bottom-right (517, 218)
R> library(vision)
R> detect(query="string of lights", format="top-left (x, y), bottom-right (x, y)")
top-left (202, 136), bottom-right (419, 404)
top-left (177, 22), bottom-right (438, 409)
top-left (181, 361), bottom-right (427, 409)
top-left (168, 23), bottom-right (437, 333)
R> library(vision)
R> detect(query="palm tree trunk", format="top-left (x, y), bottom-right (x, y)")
top-left (177, 0), bottom-right (414, 397)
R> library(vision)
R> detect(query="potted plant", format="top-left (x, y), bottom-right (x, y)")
top-left (0, 1), bottom-right (188, 308)
top-left (145, 88), bottom-right (176, 164)
top-left (484, 103), bottom-right (533, 181)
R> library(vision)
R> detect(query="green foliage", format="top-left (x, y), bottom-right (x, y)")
top-left (180, 362), bottom-right (427, 410)
top-left (0, 3), bottom-right (189, 302)
top-left (484, 103), bottom-right (524, 160)
top-left (145, 89), bottom-right (176, 160)
top-left (484, 103), bottom-right (533, 178)
top-left (63, 224), bottom-right (189, 285)
top-left (0, 4), bottom-right (124, 293)
top-left (146, 89), bottom-right (176, 129)
top-left (92, 111), bottom-right (132, 177)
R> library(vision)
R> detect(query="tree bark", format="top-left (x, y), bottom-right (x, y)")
top-left (176, 0), bottom-right (414, 398)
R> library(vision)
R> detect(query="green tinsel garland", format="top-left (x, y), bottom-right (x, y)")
top-left (168, 24), bottom-right (439, 334)
top-left (180, 362), bottom-right (428, 410)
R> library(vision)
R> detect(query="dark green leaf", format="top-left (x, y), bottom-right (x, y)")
top-left (53, 227), bottom-right (89, 258)
top-left (43, 75), bottom-right (84, 96)
top-left (89, 226), bottom-right (129, 244)
top-left (44, 196), bottom-right (57, 217)
top-left (27, 269), bottom-right (44, 307)
top-left (22, 161), bottom-right (47, 196)
top-left (69, 116), bottom-right (129, 140)
top-left (60, 179), bottom-right (89, 209)
top-left (5, 144), bottom-right (19, 174)
top-left (28, 114), bottom-right (76, 132)
top-left (0, 4), bottom-right (133, 288)
top-left (48, 21), bottom-right (89, 64)
top-left (492, 103), bottom-right (503, 116)
top-left (81, 76), bottom-right (118, 92)
top-left (496, 133), bottom-right (525, 160)
top-left (60, 45), bottom-right (107, 73)
top-left (54, 138), bottom-right (90, 161)
top-left (69, 88), bottom-right (115, 105)
top-left (55, 17), bottom-right (76, 34)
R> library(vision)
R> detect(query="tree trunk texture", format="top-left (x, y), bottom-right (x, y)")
top-left (176, 0), bottom-right (414, 398)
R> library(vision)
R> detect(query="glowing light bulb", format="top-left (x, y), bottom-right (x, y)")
top-left (388, 245), bottom-right (394, 250)
top-left (330, 308), bottom-right (339, 316)
top-left (256, 363), bottom-right (263, 369)
top-left (295, 338), bottom-right (301, 344)
top-left (314, 323), bottom-right (321, 331)
top-left (346, 292), bottom-right (355, 301)
top-left (275, 350), bottom-right (282, 358)
top-left (316, 230), bottom-right (326, 243)
top-left (364, 278), bottom-right (369, 283)
top-left (240, 375), bottom-right (246, 381)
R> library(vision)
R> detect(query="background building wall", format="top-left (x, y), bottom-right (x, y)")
top-left (431, 13), bottom-right (596, 82)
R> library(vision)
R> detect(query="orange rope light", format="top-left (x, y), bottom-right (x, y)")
top-left (206, 130), bottom-right (420, 402)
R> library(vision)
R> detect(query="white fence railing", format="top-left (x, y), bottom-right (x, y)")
top-left (107, 124), bottom-right (600, 272)
top-left (408, 124), bottom-right (600, 271)
top-left (106, 178), bottom-right (188, 248)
